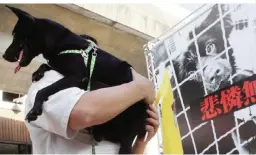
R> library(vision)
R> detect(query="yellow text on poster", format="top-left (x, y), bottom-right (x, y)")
top-left (155, 68), bottom-right (183, 154)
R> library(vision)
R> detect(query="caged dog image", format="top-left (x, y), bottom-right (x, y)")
top-left (172, 4), bottom-right (235, 108)
top-left (152, 4), bottom-right (256, 154)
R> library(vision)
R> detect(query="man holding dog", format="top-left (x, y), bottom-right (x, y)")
top-left (2, 5), bottom-right (158, 154)
top-left (25, 57), bottom-right (158, 153)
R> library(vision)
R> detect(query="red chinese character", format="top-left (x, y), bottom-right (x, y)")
top-left (242, 80), bottom-right (256, 105)
top-left (200, 95), bottom-right (221, 121)
top-left (220, 86), bottom-right (242, 113)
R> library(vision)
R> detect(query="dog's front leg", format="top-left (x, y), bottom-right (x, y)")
top-left (32, 63), bottom-right (52, 82)
top-left (26, 75), bottom-right (86, 122)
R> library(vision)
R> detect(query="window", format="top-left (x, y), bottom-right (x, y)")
top-left (2, 92), bottom-right (24, 104)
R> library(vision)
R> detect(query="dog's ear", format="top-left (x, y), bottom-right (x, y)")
top-left (194, 5), bottom-right (221, 35)
top-left (201, 4), bottom-right (220, 27)
top-left (6, 5), bottom-right (35, 22)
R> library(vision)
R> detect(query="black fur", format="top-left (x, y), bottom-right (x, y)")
top-left (3, 5), bottom-right (147, 154)
top-left (31, 34), bottom-right (98, 82)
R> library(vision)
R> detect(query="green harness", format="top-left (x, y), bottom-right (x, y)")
top-left (58, 43), bottom-right (97, 154)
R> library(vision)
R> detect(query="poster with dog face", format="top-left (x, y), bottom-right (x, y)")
top-left (149, 4), bottom-right (256, 154)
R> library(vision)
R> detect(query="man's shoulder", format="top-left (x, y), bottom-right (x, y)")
top-left (43, 70), bottom-right (64, 81)
top-left (34, 70), bottom-right (63, 84)
top-left (27, 69), bottom-right (86, 98)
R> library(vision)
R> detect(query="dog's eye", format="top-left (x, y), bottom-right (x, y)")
top-left (205, 43), bottom-right (216, 55)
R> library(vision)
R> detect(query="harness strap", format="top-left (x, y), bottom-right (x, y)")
top-left (58, 43), bottom-right (97, 154)
top-left (87, 51), bottom-right (97, 91)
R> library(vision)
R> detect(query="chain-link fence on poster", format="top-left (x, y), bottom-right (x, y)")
top-left (147, 4), bottom-right (256, 154)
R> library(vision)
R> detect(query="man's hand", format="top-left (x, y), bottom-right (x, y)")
top-left (131, 68), bottom-right (155, 105)
top-left (139, 104), bottom-right (159, 143)
top-left (132, 104), bottom-right (160, 154)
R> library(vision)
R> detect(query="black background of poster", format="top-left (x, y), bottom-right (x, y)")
top-left (189, 74), bottom-right (256, 125)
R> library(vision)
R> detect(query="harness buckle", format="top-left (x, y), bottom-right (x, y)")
top-left (81, 50), bottom-right (88, 58)
top-left (92, 47), bottom-right (97, 56)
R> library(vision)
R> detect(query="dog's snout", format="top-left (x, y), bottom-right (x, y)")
top-left (2, 53), bottom-right (6, 59)
top-left (1, 51), bottom-right (18, 62)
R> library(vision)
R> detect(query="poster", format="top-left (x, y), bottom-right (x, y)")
top-left (149, 4), bottom-right (256, 154)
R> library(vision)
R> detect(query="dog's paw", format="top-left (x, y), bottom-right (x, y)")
top-left (32, 71), bottom-right (44, 82)
top-left (94, 134), bottom-right (103, 142)
top-left (25, 103), bottom-right (43, 122)
top-left (25, 111), bottom-right (38, 122)
top-left (119, 146), bottom-right (132, 154)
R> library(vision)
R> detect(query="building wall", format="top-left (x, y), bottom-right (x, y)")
top-left (62, 4), bottom-right (203, 39)
top-left (60, 4), bottom-right (171, 39)
top-left (0, 4), bottom-right (148, 94)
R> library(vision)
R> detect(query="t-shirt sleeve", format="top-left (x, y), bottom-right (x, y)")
top-left (25, 84), bottom-right (86, 139)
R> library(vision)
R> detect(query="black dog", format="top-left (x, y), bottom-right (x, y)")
top-left (3, 6), bottom-right (147, 154)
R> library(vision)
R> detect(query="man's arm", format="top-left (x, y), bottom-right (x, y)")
top-left (68, 69), bottom-right (155, 130)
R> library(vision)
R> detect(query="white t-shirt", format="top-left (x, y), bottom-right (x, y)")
top-left (24, 70), bottom-right (120, 154)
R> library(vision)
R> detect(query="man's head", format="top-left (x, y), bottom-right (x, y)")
top-left (79, 34), bottom-right (98, 46)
